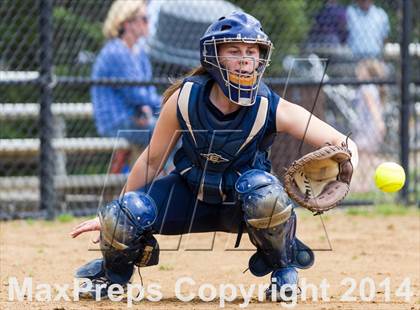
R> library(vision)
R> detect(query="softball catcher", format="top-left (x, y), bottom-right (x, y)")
top-left (71, 11), bottom-right (358, 301)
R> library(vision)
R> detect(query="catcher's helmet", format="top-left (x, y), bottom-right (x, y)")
top-left (200, 11), bottom-right (273, 106)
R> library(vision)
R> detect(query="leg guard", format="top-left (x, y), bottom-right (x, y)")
top-left (100, 230), bottom-right (159, 284)
top-left (247, 213), bottom-right (314, 276)
top-left (75, 192), bottom-right (160, 285)
top-left (235, 169), bottom-right (314, 277)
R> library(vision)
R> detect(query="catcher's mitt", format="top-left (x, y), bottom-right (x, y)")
top-left (284, 143), bottom-right (353, 213)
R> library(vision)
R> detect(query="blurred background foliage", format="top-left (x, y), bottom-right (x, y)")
top-left (0, 0), bottom-right (417, 208)
top-left (0, 0), bottom-right (415, 139)
top-left (0, 1), bottom-right (411, 76)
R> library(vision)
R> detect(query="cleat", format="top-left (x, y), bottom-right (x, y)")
top-left (266, 267), bottom-right (299, 301)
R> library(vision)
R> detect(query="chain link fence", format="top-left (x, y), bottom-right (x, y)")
top-left (0, 0), bottom-right (418, 219)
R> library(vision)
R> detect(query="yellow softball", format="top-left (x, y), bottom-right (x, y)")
top-left (374, 162), bottom-right (406, 193)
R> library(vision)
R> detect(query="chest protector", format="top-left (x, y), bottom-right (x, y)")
top-left (174, 74), bottom-right (276, 204)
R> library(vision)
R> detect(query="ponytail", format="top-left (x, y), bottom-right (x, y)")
top-left (162, 66), bottom-right (207, 105)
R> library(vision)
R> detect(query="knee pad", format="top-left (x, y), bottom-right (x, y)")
top-left (235, 170), bottom-right (314, 277)
top-left (99, 191), bottom-right (157, 248)
top-left (95, 192), bottom-right (160, 283)
top-left (235, 169), bottom-right (293, 229)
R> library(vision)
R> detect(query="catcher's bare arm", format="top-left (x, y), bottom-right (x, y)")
top-left (70, 91), bottom-right (181, 239)
top-left (126, 90), bottom-right (181, 192)
top-left (276, 98), bottom-right (359, 168)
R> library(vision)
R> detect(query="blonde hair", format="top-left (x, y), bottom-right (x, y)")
top-left (103, 0), bottom-right (146, 39)
top-left (162, 66), bottom-right (208, 104)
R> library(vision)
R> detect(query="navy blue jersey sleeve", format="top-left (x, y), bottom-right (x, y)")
top-left (265, 89), bottom-right (281, 135)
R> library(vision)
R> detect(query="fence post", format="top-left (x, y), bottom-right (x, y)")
top-left (39, 0), bottom-right (56, 219)
top-left (400, 0), bottom-right (412, 205)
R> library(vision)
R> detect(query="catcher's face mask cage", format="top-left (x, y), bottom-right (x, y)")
top-left (98, 192), bottom-right (157, 250)
top-left (201, 38), bottom-right (272, 106)
top-left (199, 11), bottom-right (273, 106)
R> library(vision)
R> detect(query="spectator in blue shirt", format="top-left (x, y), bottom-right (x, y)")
top-left (91, 0), bottom-right (160, 149)
top-left (346, 0), bottom-right (390, 58)
top-left (307, 0), bottom-right (348, 48)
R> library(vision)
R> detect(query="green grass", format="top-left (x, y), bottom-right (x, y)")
top-left (375, 204), bottom-right (411, 215)
top-left (346, 207), bottom-right (373, 216)
top-left (159, 265), bottom-right (174, 271)
top-left (345, 204), bottom-right (418, 217)
top-left (20, 215), bottom-right (94, 225)
top-left (56, 213), bottom-right (75, 223)
top-left (25, 219), bottom-right (35, 225)
top-left (297, 203), bottom-right (418, 218)
top-left (295, 208), bottom-right (332, 221)
top-left (346, 191), bottom-right (378, 201)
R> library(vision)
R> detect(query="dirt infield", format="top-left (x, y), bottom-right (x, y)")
top-left (1, 207), bottom-right (419, 310)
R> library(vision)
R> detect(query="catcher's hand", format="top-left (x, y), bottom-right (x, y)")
top-left (284, 143), bottom-right (353, 213)
top-left (70, 217), bottom-right (101, 243)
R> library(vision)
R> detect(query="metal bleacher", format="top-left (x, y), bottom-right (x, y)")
top-left (0, 102), bottom-right (128, 216)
